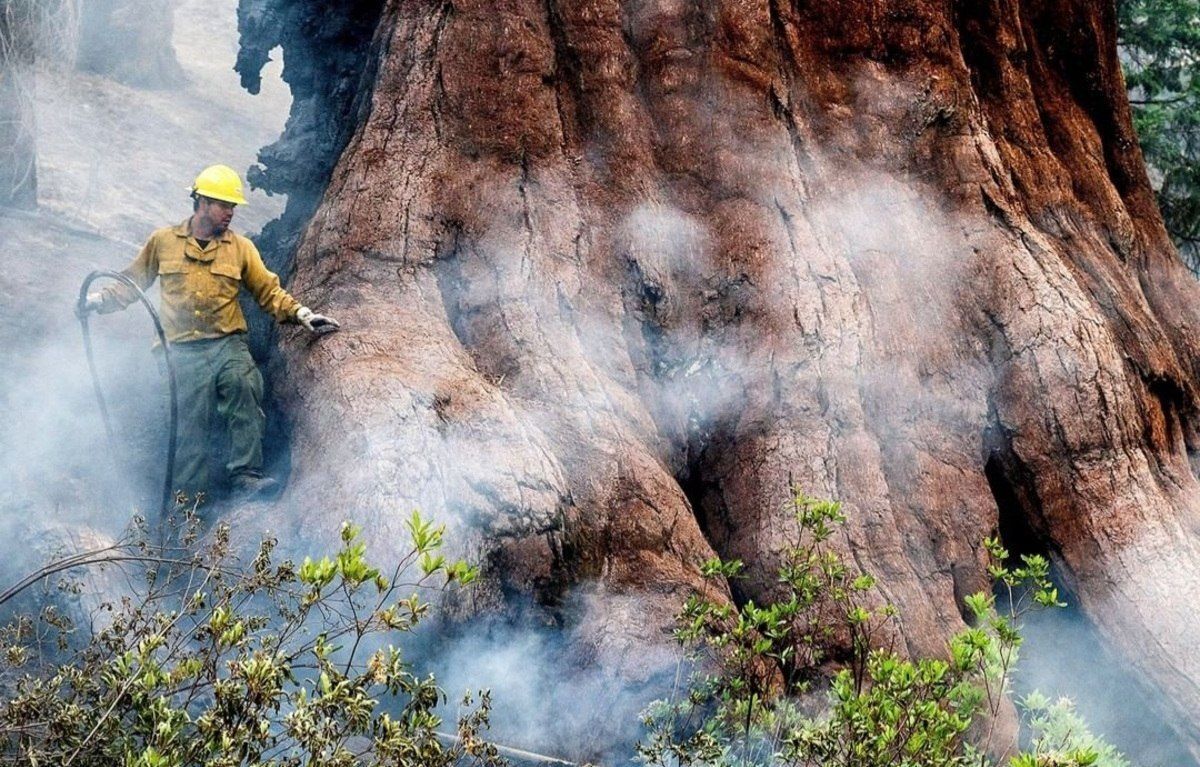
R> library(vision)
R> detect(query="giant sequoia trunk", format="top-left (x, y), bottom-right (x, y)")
top-left (240, 0), bottom-right (1200, 755)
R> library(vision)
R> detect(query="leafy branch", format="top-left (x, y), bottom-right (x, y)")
top-left (638, 488), bottom-right (1130, 767)
top-left (0, 510), bottom-right (495, 767)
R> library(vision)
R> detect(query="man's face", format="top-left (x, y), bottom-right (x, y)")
top-left (198, 197), bottom-right (237, 235)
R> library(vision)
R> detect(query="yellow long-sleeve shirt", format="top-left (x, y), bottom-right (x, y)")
top-left (99, 219), bottom-right (301, 343)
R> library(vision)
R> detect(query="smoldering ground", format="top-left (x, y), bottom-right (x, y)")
top-left (420, 589), bottom-right (679, 764)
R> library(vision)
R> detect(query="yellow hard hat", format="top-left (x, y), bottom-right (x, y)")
top-left (190, 164), bottom-right (248, 205)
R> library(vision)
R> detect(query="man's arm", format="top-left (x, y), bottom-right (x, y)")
top-left (241, 238), bottom-right (302, 323)
top-left (242, 238), bottom-right (339, 332)
top-left (88, 237), bottom-right (160, 313)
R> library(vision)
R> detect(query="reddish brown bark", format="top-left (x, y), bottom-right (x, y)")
top-left (244, 0), bottom-right (1200, 754)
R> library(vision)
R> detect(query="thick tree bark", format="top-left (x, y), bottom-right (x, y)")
top-left (77, 0), bottom-right (184, 88)
top-left (0, 0), bottom-right (37, 208)
top-left (240, 0), bottom-right (1200, 756)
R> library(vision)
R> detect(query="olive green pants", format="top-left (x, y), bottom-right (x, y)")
top-left (169, 334), bottom-right (265, 498)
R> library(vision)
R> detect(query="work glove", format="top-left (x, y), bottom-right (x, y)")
top-left (296, 306), bottom-right (340, 333)
top-left (75, 292), bottom-right (103, 319)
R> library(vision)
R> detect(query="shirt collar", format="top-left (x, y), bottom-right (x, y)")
top-left (172, 217), bottom-right (235, 245)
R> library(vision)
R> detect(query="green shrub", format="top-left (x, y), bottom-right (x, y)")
top-left (1014, 692), bottom-right (1129, 767)
top-left (638, 491), bottom-right (1130, 767)
top-left (0, 509), bottom-right (502, 767)
top-left (0, 493), bottom-right (1137, 767)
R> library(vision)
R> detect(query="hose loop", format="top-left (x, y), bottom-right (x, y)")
top-left (77, 271), bottom-right (179, 518)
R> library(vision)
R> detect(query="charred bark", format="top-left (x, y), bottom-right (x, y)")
top-left (235, 0), bottom-right (388, 268)
top-left (239, 0), bottom-right (1200, 758)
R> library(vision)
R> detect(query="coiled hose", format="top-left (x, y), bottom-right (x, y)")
top-left (77, 271), bottom-right (179, 518)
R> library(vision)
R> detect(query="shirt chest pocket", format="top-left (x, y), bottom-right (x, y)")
top-left (157, 259), bottom-right (192, 297)
top-left (158, 258), bottom-right (241, 305)
top-left (208, 259), bottom-right (243, 301)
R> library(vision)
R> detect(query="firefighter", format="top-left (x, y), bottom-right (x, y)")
top-left (78, 164), bottom-right (338, 502)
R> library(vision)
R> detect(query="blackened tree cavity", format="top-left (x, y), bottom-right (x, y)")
top-left (235, 0), bottom-right (388, 270)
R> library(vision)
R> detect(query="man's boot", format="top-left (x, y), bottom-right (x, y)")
top-left (230, 473), bottom-right (280, 501)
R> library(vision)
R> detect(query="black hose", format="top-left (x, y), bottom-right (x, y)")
top-left (77, 271), bottom-right (179, 518)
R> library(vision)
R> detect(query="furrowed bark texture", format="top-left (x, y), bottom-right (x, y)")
top-left (242, 0), bottom-right (1200, 753)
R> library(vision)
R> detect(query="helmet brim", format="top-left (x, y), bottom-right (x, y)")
top-left (189, 186), bottom-right (248, 206)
